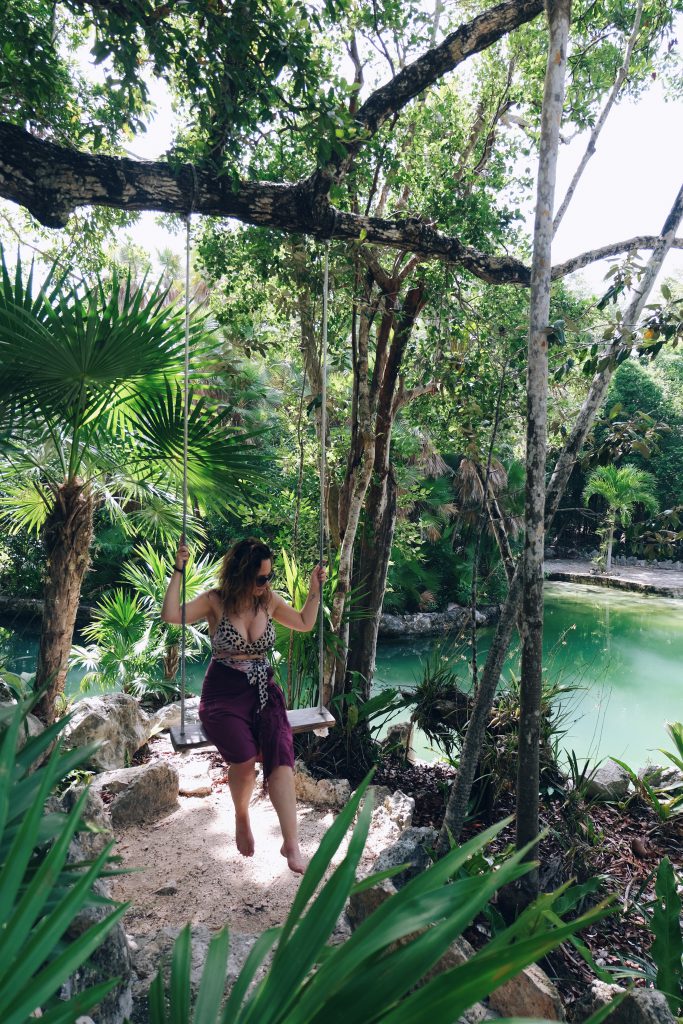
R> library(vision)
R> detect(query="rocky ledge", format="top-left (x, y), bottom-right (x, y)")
top-left (379, 603), bottom-right (501, 638)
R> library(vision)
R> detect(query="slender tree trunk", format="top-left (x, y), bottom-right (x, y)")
top-left (437, 181), bottom-right (683, 856)
top-left (516, 0), bottom-right (572, 902)
top-left (345, 283), bottom-right (426, 699)
top-left (34, 481), bottom-right (94, 724)
top-left (346, 468), bottom-right (398, 699)
top-left (605, 520), bottom-right (614, 572)
top-left (326, 294), bottom-right (378, 701)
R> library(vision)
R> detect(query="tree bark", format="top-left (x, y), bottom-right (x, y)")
top-left (437, 179), bottom-right (683, 856)
top-left (346, 282), bottom-right (427, 698)
top-left (34, 481), bottom-right (94, 724)
top-left (517, 0), bottom-right (572, 902)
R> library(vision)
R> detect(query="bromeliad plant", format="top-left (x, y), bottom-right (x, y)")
top-left (71, 543), bottom-right (219, 701)
top-left (148, 774), bottom-right (615, 1024)
top-left (0, 699), bottom-right (127, 1023)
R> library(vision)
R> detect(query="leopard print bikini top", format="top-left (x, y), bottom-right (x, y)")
top-left (211, 611), bottom-right (275, 710)
top-left (211, 612), bottom-right (275, 659)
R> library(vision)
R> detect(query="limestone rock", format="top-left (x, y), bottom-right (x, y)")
top-left (489, 962), bottom-right (564, 1020)
top-left (379, 605), bottom-right (500, 638)
top-left (457, 1004), bottom-right (491, 1024)
top-left (127, 926), bottom-right (267, 1023)
top-left (363, 784), bottom-right (393, 810)
top-left (57, 783), bottom-right (114, 857)
top-left (62, 693), bottom-right (151, 771)
top-left (372, 826), bottom-right (437, 888)
top-left (62, 837), bottom-right (133, 1024)
top-left (294, 760), bottom-right (351, 808)
top-left (584, 758), bottom-right (631, 801)
top-left (91, 760), bottom-right (179, 826)
top-left (179, 771), bottom-right (213, 797)
top-left (575, 981), bottom-right (677, 1024)
top-left (381, 721), bottom-right (416, 761)
top-left (0, 703), bottom-right (48, 769)
top-left (346, 873), bottom-right (398, 929)
top-left (383, 790), bottom-right (415, 830)
top-left (362, 786), bottom-right (415, 832)
top-left (0, 679), bottom-right (17, 701)
top-left (421, 935), bottom-right (476, 990)
top-left (640, 763), bottom-right (683, 790)
top-left (147, 697), bottom-right (200, 739)
top-left (347, 826), bottom-right (437, 929)
top-left (177, 755), bottom-right (213, 797)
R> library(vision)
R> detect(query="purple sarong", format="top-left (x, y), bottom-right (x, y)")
top-left (198, 659), bottom-right (294, 782)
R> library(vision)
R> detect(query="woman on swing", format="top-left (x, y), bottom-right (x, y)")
top-left (161, 537), bottom-right (326, 875)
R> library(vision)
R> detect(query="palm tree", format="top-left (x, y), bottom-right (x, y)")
top-left (0, 251), bottom-right (262, 723)
top-left (582, 464), bottom-right (659, 572)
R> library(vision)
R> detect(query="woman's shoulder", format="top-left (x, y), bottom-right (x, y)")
top-left (266, 591), bottom-right (285, 617)
top-left (204, 589), bottom-right (224, 615)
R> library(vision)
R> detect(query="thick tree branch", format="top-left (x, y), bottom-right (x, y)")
top-left (1, 122), bottom-right (680, 286)
top-left (392, 379), bottom-right (440, 414)
top-left (351, 0), bottom-right (543, 143)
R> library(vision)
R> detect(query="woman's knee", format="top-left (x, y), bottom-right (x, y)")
top-left (229, 758), bottom-right (257, 779)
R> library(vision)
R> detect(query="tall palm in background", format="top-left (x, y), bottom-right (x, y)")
top-left (582, 463), bottom-right (659, 572)
top-left (0, 251), bottom-right (262, 723)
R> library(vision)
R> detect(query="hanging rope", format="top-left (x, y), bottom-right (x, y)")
top-left (173, 218), bottom-right (333, 750)
top-left (179, 210), bottom-right (191, 740)
top-left (318, 243), bottom-right (329, 715)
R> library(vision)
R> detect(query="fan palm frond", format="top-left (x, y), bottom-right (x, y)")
top-left (125, 382), bottom-right (266, 512)
top-left (0, 251), bottom-right (204, 435)
top-left (0, 481), bottom-right (53, 534)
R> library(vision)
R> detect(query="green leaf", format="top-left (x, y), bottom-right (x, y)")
top-left (170, 924), bottom-right (192, 1024)
top-left (650, 858), bottom-right (683, 1013)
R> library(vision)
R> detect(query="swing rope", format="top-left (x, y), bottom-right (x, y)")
top-left (318, 243), bottom-right (329, 716)
top-left (179, 211), bottom-right (191, 740)
top-left (172, 228), bottom-right (335, 750)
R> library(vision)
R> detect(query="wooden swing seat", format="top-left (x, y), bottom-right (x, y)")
top-left (170, 705), bottom-right (336, 752)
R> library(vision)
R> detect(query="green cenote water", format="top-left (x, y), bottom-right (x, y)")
top-left (4, 582), bottom-right (682, 770)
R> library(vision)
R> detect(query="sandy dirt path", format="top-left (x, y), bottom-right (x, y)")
top-left (108, 736), bottom-right (364, 938)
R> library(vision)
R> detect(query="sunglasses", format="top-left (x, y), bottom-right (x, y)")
top-left (255, 571), bottom-right (275, 587)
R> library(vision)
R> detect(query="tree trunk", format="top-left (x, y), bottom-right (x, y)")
top-left (516, 0), bottom-right (572, 903)
top-left (346, 467), bottom-right (398, 699)
top-left (345, 282), bottom-right (426, 700)
top-left (34, 481), bottom-right (94, 725)
top-left (605, 520), bottom-right (614, 572)
top-left (437, 182), bottom-right (683, 857)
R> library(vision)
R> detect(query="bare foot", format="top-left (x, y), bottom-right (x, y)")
top-left (281, 842), bottom-right (307, 875)
top-left (235, 816), bottom-right (255, 857)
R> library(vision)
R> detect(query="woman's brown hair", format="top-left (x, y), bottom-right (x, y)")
top-left (216, 538), bottom-right (273, 614)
